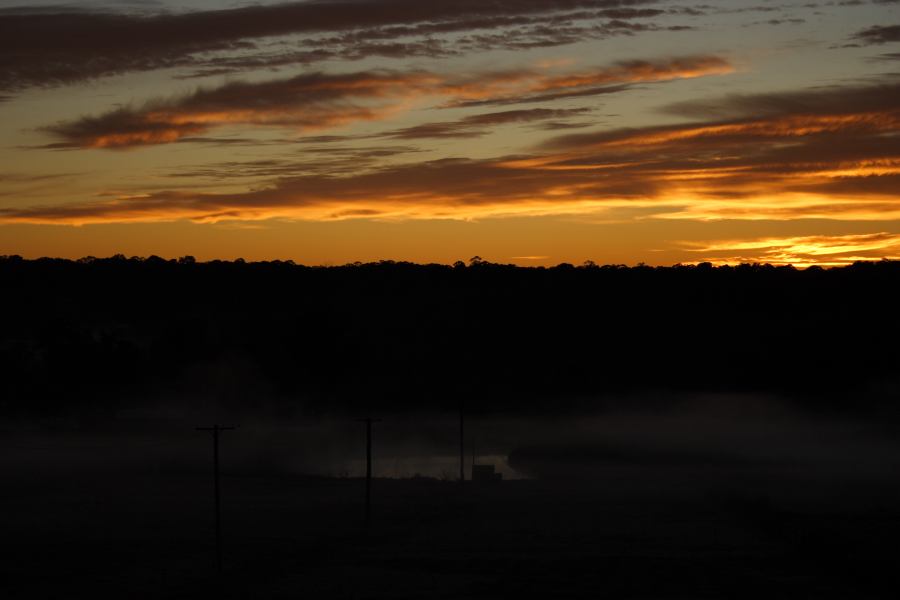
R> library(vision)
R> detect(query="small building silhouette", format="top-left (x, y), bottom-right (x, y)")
top-left (471, 464), bottom-right (503, 483)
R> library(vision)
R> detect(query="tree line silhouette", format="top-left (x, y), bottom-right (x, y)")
top-left (2, 254), bottom-right (899, 419)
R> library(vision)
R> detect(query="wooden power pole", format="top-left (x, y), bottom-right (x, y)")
top-left (195, 424), bottom-right (236, 573)
top-left (356, 417), bottom-right (382, 524)
top-left (459, 401), bottom-right (465, 483)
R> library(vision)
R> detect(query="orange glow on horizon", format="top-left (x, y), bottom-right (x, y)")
top-left (682, 232), bottom-right (900, 266)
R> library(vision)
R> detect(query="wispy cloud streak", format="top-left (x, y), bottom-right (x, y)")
top-left (684, 233), bottom-right (900, 266)
top-left (0, 0), bottom-right (672, 91)
top-left (5, 80), bottom-right (900, 225)
top-left (43, 56), bottom-right (731, 149)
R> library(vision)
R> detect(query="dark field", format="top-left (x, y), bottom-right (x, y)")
top-left (4, 443), bottom-right (900, 599)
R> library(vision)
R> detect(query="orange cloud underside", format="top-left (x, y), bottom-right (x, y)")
top-left (600, 113), bottom-right (900, 147)
top-left (50, 57), bottom-right (733, 149)
top-left (6, 77), bottom-right (899, 271)
top-left (683, 232), bottom-right (900, 266)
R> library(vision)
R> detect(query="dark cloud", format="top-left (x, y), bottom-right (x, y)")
top-left (165, 146), bottom-right (423, 179)
top-left (534, 120), bottom-right (599, 130)
top-left (41, 70), bottom-right (441, 148)
top-left (745, 18), bottom-right (805, 27)
top-left (453, 17), bottom-right (693, 55)
top-left (0, 0), bottom-right (669, 91)
top-left (0, 171), bottom-right (84, 199)
top-left (447, 56), bottom-right (732, 107)
top-left (659, 79), bottom-right (900, 120)
top-left (451, 83), bottom-right (636, 108)
top-left (11, 80), bottom-right (900, 224)
top-left (41, 57), bottom-right (730, 149)
top-left (851, 24), bottom-right (900, 44)
top-left (0, 153), bottom-right (678, 223)
top-left (380, 108), bottom-right (596, 139)
top-left (533, 80), bottom-right (900, 209)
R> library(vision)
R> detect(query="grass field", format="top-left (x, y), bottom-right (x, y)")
top-left (4, 457), bottom-right (900, 599)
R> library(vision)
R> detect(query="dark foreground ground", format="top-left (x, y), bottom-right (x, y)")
top-left (4, 466), bottom-right (900, 599)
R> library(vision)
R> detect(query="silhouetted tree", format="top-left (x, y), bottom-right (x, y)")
top-left (1, 256), bottom-right (899, 418)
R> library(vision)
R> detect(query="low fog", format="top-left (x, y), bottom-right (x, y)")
top-left (4, 392), bottom-right (899, 513)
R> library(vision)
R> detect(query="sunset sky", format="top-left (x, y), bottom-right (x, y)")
top-left (1, 0), bottom-right (899, 265)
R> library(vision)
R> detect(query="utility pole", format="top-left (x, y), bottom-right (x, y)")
top-left (356, 417), bottom-right (381, 524)
top-left (459, 400), bottom-right (465, 483)
top-left (195, 424), bottom-right (236, 574)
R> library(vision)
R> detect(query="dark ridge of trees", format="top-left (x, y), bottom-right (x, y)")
top-left (1, 254), bottom-right (899, 419)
